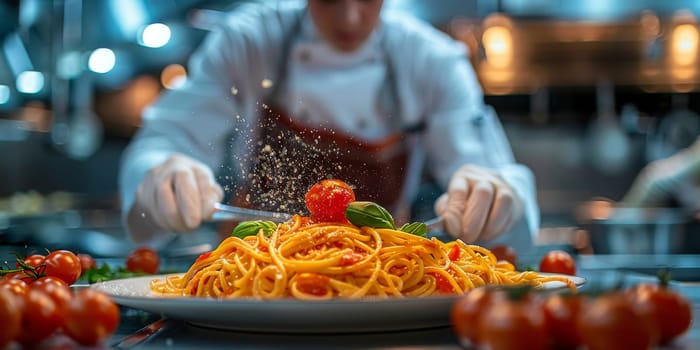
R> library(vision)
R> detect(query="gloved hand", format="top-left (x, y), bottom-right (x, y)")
top-left (133, 154), bottom-right (223, 232)
top-left (622, 141), bottom-right (700, 207)
top-left (434, 165), bottom-right (524, 243)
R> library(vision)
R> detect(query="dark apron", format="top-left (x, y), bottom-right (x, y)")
top-left (241, 105), bottom-right (409, 214)
top-left (220, 10), bottom-right (425, 236)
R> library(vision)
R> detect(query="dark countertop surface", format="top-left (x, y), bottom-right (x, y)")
top-left (108, 253), bottom-right (700, 349)
top-left (2, 245), bottom-right (699, 349)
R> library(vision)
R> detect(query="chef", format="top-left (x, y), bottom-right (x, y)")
top-left (118, 0), bottom-right (539, 252)
top-left (623, 137), bottom-right (700, 211)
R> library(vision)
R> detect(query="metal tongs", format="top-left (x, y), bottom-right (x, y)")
top-left (424, 216), bottom-right (445, 232)
top-left (211, 203), bottom-right (293, 223)
top-left (423, 216), bottom-right (453, 240)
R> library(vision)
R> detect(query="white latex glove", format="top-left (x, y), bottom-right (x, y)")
top-left (133, 154), bottom-right (223, 232)
top-left (622, 141), bottom-right (700, 207)
top-left (434, 165), bottom-right (524, 243)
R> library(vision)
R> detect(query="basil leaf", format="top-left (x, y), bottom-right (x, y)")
top-left (399, 222), bottom-right (428, 237)
top-left (82, 263), bottom-right (146, 284)
top-left (345, 201), bottom-right (395, 229)
top-left (231, 220), bottom-right (277, 238)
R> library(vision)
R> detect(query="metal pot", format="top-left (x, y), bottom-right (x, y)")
top-left (575, 199), bottom-right (700, 254)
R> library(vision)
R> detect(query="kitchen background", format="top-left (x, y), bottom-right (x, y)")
top-left (1, 0), bottom-right (699, 249)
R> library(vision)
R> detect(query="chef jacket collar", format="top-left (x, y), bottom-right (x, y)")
top-left (297, 9), bottom-right (384, 67)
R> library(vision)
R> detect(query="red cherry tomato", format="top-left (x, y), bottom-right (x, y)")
top-left (451, 287), bottom-right (502, 346)
top-left (304, 179), bottom-right (356, 223)
top-left (489, 245), bottom-right (518, 266)
top-left (478, 291), bottom-right (548, 350)
top-left (21, 254), bottom-right (46, 269)
top-left (626, 283), bottom-right (692, 344)
top-left (78, 253), bottom-right (97, 276)
top-left (0, 289), bottom-right (22, 348)
top-left (577, 292), bottom-right (656, 350)
top-left (0, 277), bottom-right (29, 298)
top-left (30, 276), bottom-right (72, 313)
top-left (539, 250), bottom-right (576, 275)
top-left (543, 293), bottom-right (585, 349)
top-left (17, 288), bottom-right (64, 346)
top-left (4, 270), bottom-right (35, 284)
top-left (126, 247), bottom-right (161, 274)
top-left (63, 289), bottom-right (120, 346)
top-left (427, 271), bottom-right (454, 294)
top-left (295, 272), bottom-right (331, 297)
top-left (44, 250), bottom-right (82, 285)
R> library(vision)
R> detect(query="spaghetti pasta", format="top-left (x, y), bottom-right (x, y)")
top-left (150, 215), bottom-right (575, 299)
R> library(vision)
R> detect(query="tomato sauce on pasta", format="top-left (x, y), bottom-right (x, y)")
top-left (150, 215), bottom-right (574, 299)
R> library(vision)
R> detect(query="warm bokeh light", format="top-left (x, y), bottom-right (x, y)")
top-left (482, 26), bottom-right (513, 69)
top-left (671, 23), bottom-right (699, 66)
top-left (589, 200), bottom-right (613, 221)
top-left (160, 64), bottom-right (187, 89)
top-left (640, 10), bottom-right (661, 39)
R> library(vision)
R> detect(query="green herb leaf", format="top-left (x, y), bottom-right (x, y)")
top-left (231, 220), bottom-right (277, 238)
top-left (345, 201), bottom-right (395, 229)
top-left (399, 222), bottom-right (428, 237)
top-left (82, 263), bottom-right (146, 284)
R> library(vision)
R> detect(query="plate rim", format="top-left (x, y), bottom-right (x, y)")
top-left (91, 272), bottom-right (585, 333)
top-left (91, 272), bottom-right (586, 302)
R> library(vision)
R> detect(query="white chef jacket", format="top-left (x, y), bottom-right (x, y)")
top-left (119, 1), bottom-right (539, 252)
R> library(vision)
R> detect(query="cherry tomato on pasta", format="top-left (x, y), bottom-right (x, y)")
top-left (126, 247), bottom-right (160, 274)
top-left (539, 250), bottom-right (576, 275)
top-left (427, 272), bottom-right (454, 294)
top-left (304, 179), bottom-right (356, 223)
top-left (489, 245), bottom-right (517, 266)
top-left (44, 250), bottom-right (82, 285)
top-left (295, 272), bottom-right (330, 297)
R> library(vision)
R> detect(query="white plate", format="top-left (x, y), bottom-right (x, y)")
top-left (92, 273), bottom-right (585, 333)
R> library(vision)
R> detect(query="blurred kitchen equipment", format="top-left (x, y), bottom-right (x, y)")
top-left (0, 192), bottom-right (212, 258)
top-left (646, 95), bottom-right (700, 163)
top-left (576, 199), bottom-right (700, 254)
top-left (586, 80), bottom-right (632, 175)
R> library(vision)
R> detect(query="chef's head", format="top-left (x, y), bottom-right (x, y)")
top-left (308, 0), bottom-right (384, 52)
